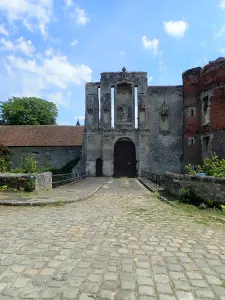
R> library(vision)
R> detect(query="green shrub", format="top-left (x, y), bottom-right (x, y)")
top-left (0, 144), bottom-right (11, 173)
top-left (24, 178), bottom-right (35, 192)
top-left (19, 153), bottom-right (37, 173)
top-left (178, 187), bottom-right (197, 204)
top-left (185, 154), bottom-right (225, 178)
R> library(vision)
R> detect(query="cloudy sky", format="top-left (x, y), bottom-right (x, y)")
top-left (0, 0), bottom-right (225, 125)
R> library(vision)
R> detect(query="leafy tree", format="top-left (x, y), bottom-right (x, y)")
top-left (0, 97), bottom-right (58, 125)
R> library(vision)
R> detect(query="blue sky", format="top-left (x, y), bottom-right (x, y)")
top-left (0, 0), bottom-right (225, 125)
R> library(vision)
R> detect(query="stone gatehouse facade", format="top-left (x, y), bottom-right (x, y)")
top-left (84, 67), bottom-right (183, 177)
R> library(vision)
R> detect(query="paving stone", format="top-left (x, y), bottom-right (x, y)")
top-left (41, 288), bottom-right (60, 298)
top-left (0, 178), bottom-right (225, 299)
top-left (173, 280), bottom-right (191, 291)
top-left (139, 286), bottom-right (155, 296)
top-left (99, 290), bottom-right (116, 300)
top-left (121, 280), bottom-right (136, 290)
top-left (156, 282), bottom-right (173, 294)
top-left (19, 287), bottom-right (43, 299)
top-left (61, 288), bottom-right (79, 299)
top-left (176, 291), bottom-right (195, 300)
top-left (195, 288), bottom-right (214, 298)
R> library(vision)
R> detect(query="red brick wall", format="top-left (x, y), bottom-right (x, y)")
top-left (183, 58), bottom-right (225, 166)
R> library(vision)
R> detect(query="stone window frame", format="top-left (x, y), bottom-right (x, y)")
top-left (200, 91), bottom-right (212, 126)
top-left (188, 137), bottom-right (196, 146)
top-left (201, 134), bottom-right (213, 158)
top-left (188, 106), bottom-right (196, 117)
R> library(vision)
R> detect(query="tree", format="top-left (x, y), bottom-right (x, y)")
top-left (0, 97), bottom-right (58, 125)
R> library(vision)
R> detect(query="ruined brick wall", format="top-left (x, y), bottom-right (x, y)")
top-left (183, 58), bottom-right (225, 166)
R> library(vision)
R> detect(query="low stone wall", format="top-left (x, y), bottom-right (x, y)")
top-left (164, 172), bottom-right (225, 204)
top-left (0, 172), bottom-right (52, 192)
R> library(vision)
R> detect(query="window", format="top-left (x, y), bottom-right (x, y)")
top-left (202, 95), bottom-right (210, 125)
top-left (188, 137), bottom-right (196, 146)
top-left (188, 107), bottom-right (196, 117)
top-left (203, 135), bottom-right (210, 157)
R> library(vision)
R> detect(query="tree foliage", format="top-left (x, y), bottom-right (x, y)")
top-left (185, 154), bottom-right (225, 178)
top-left (0, 97), bottom-right (58, 125)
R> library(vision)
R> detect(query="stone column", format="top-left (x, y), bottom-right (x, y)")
top-left (85, 83), bottom-right (99, 130)
top-left (137, 77), bottom-right (148, 129)
top-left (100, 82), bottom-right (111, 131)
top-left (102, 134), bottom-right (113, 177)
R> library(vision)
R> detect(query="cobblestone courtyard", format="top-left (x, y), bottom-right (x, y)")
top-left (0, 178), bottom-right (225, 300)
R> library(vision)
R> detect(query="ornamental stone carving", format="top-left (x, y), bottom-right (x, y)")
top-left (139, 93), bottom-right (146, 111)
top-left (103, 93), bottom-right (111, 112)
top-left (87, 135), bottom-right (95, 144)
top-left (87, 94), bottom-right (95, 113)
top-left (118, 104), bottom-right (129, 122)
top-left (103, 135), bottom-right (111, 146)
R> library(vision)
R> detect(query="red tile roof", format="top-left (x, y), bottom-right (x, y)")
top-left (0, 125), bottom-right (84, 147)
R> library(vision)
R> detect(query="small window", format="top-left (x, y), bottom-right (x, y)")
top-left (188, 137), bottom-right (196, 146)
top-left (188, 107), bottom-right (196, 117)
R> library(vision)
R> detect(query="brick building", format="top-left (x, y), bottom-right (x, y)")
top-left (183, 57), bottom-right (225, 166)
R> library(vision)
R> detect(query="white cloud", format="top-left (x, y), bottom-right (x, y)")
top-left (164, 21), bottom-right (188, 39)
top-left (0, 24), bottom-right (8, 36)
top-left (142, 36), bottom-right (159, 54)
top-left (219, 47), bottom-right (225, 53)
top-left (64, 0), bottom-right (73, 7)
top-left (45, 48), bottom-right (54, 56)
top-left (219, 0), bottom-right (225, 9)
top-left (47, 91), bottom-right (71, 107)
top-left (0, 36), bottom-right (35, 56)
top-left (119, 50), bottom-right (126, 56)
top-left (0, 0), bottom-right (53, 38)
top-left (159, 60), bottom-right (167, 73)
top-left (148, 76), bottom-right (154, 84)
top-left (74, 7), bottom-right (89, 25)
top-left (70, 39), bottom-right (78, 47)
top-left (216, 26), bottom-right (225, 37)
top-left (5, 52), bottom-right (92, 95)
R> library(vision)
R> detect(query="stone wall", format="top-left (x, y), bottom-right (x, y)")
top-left (183, 58), bottom-right (225, 166)
top-left (164, 172), bottom-right (225, 204)
top-left (148, 86), bottom-right (183, 174)
top-left (9, 146), bottom-right (81, 170)
top-left (0, 172), bottom-right (52, 192)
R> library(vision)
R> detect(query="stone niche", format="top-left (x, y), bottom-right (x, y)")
top-left (115, 83), bottom-right (133, 127)
top-left (159, 102), bottom-right (170, 134)
top-left (139, 93), bottom-right (146, 126)
top-left (86, 94), bottom-right (95, 128)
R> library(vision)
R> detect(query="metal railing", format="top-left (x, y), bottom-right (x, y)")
top-left (52, 171), bottom-right (88, 188)
top-left (141, 170), bottom-right (165, 187)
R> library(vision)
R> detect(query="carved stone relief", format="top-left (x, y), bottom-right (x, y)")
top-left (87, 135), bottom-right (95, 144)
top-left (87, 94), bottom-right (95, 113)
top-left (103, 93), bottom-right (111, 112)
top-left (103, 136), bottom-right (112, 146)
top-left (139, 94), bottom-right (146, 111)
top-left (118, 104), bottom-right (130, 122)
top-left (159, 102), bottom-right (170, 135)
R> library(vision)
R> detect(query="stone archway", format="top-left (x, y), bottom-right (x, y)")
top-left (114, 138), bottom-right (136, 178)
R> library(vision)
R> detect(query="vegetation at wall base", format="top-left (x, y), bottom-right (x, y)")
top-left (0, 144), bottom-right (11, 173)
top-left (185, 154), bottom-right (225, 178)
top-left (178, 187), bottom-right (222, 211)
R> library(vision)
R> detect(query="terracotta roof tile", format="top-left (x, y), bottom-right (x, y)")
top-left (0, 125), bottom-right (84, 147)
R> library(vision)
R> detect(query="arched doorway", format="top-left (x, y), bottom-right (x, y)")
top-left (96, 158), bottom-right (103, 177)
top-left (114, 138), bottom-right (136, 178)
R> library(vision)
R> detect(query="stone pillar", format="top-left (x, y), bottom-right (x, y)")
top-left (102, 134), bottom-right (113, 177)
top-left (85, 83), bottom-right (99, 176)
top-left (100, 82), bottom-right (111, 131)
top-left (138, 77), bottom-right (148, 129)
top-left (85, 83), bottom-right (99, 130)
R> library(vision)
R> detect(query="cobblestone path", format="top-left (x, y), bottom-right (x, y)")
top-left (0, 178), bottom-right (225, 300)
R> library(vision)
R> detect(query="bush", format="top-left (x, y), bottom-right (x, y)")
top-left (185, 154), bottom-right (225, 178)
top-left (0, 144), bottom-right (11, 173)
top-left (19, 153), bottom-right (37, 173)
